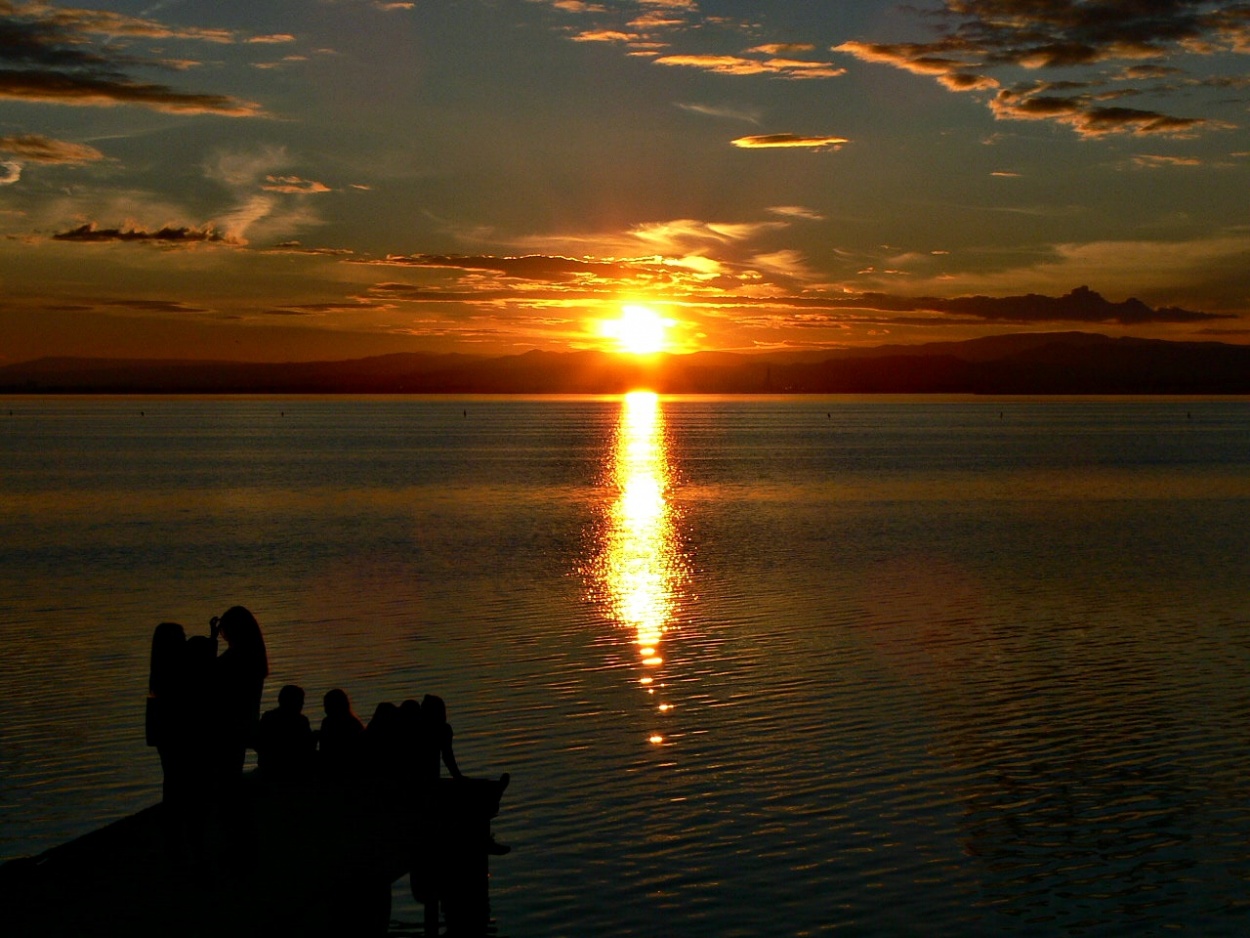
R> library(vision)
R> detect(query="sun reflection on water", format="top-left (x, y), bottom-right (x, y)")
top-left (594, 391), bottom-right (687, 744)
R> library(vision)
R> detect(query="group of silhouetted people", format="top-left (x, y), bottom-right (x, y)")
top-left (147, 606), bottom-right (508, 872)
top-left (252, 683), bottom-right (470, 793)
top-left (147, 606), bottom-right (268, 868)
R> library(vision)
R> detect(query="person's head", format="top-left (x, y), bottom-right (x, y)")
top-left (367, 702), bottom-right (403, 742)
top-left (323, 687), bottom-right (353, 718)
top-left (278, 684), bottom-right (305, 713)
top-left (420, 694), bottom-right (447, 725)
top-left (217, 605), bottom-right (268, 676)
top-left (149, 622), bottom-right (186, 693)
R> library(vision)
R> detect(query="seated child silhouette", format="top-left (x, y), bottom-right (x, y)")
top-left (256, 684), bottom-right (315, 784)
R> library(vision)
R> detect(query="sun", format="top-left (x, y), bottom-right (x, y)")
top-left (602, 305), bottom-right (671, 355)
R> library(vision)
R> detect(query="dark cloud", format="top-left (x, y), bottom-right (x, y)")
top-left (53, 223), bottom-right (236, 244)
top-left (822, 286), bottom-right (1231, 325)
top-left (0, 2), bottom-right (262, 115)
top-left (837, 1), bottom-right (1250, 137)
top-left (103, 299), bottom-right (211, 313)
top-left (0, 69), bottom-right (263, 115)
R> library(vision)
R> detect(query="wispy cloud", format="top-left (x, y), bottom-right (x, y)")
top-left (262, 175), bottom-right (332, 194)
top-left (675, 101), bottom-right (761, 124)
top-left (767, 205), bottom-right (825, 221)
top-left (0, 133), bottom-right (103, 163)
top-left (1132, 154), bottom-right (1203, 168)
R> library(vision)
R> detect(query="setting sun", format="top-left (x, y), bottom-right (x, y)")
top-left (602, 305), bottom-right (670, 355)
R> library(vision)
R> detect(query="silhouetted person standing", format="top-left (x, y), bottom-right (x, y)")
top-left (148, 622), bottom-right (189, 860)
top-left (210, 605), bottom-right (268, 879)
top-left (147, 623), bottom-right (216, 865)
top-left (210, 605), bottom-right (269, 783)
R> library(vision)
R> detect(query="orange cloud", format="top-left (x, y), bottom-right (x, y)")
top-left (0, 133), bottom-right (104, 163)
top-left (656, 53), bottom-right (845, 79)
top-left (731, 133), bottom-right (848, 150)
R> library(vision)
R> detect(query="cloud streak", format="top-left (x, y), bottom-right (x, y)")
top-left (731, 133), bottom-right (848, 150)
top-left (52, 222), bottom-right (235, 244)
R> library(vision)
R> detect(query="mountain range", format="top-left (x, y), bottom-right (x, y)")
top-left (3, 332), bottom-right (1249, 394)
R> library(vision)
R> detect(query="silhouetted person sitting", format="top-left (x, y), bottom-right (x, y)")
top-left (318, 688), bottom-right (365, 784)
top-left (414, 694), bottom-right (463, 783)
top-left (417, 694), bottom-right (509, 855)
top-left (256, 684), bottom-right (315, 785)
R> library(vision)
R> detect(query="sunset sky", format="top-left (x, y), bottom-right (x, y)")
top-left (3, 0), bottom-right (1249, 363)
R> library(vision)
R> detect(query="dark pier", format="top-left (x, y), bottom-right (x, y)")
top-left (0, 775), bottom-right (507, 937)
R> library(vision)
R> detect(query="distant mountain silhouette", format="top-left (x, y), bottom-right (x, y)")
top-left (3, 332), bottom-right (1249, 394)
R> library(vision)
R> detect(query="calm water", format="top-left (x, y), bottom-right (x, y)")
top-left (3, 395), bottom-right (1250, 936)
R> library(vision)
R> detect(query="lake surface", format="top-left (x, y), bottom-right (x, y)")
top-left (2, 394), bottom-right (1250, 936)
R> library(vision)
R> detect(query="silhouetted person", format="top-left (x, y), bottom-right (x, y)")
top-left (318, 688), bottom-right (365, 784)
top-left (398, 698), bottom-right (424, 782)
top-left (210, 605), bottom-right (269, 783)
top-left (147, 624), bottom-right (215, 865)
top-left (365, 701), bottom-right (406, 783)
top-left (256, 684), bottom-right (315, 784)
top-left (209, 605), bottom-right (268, 879)
top-left (415, 694), bottom-right (463, 783)
top-left (148, 622), bottom-right (189, 859)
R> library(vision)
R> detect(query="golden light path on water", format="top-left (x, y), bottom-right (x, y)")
top-left (597, 391), bottom-right (686, 745)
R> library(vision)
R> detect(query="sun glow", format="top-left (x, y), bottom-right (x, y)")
top-left (601, 305), bottom-right (671, 355)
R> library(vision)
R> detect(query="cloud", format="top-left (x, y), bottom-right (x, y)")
top-left (0, 70), bottom-right (264, 114)
top-left (767, 205), bottom-right (825, 221)
top-left (0, 159), bottom-right (20, 185)
top-left (989, 86), bottom-right (1221, 137)
top-left (836, 2), bottom-right (1250, 137)
top-left (371, 253), bottom-right (656, 281)
top-left (571, 30), bottom-right (639, 43)
top-left (0, 133), bottom-right (104, 163)
top-left (51, 222), bottom-right (235, 244)
top-left (675, 101), bottom-right (761, 123)
top-left (102, 299), bottom-right (212, 313)
top-left (1132, 154), bottom-right (1203, 168)
top-left (0, 1), bottom-right (263, 115)
top-left (262, 174), bottom-right (332, 194)
top-left (731, 133), bottom-right (848, 150)
top-left (826, 286), bottom-right (1231, 325)
top-left (656, 53), bottom-right (845, 79)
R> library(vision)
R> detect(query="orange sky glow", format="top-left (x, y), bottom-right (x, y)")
top-left (2, 1), bottom-right (1249, 364)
